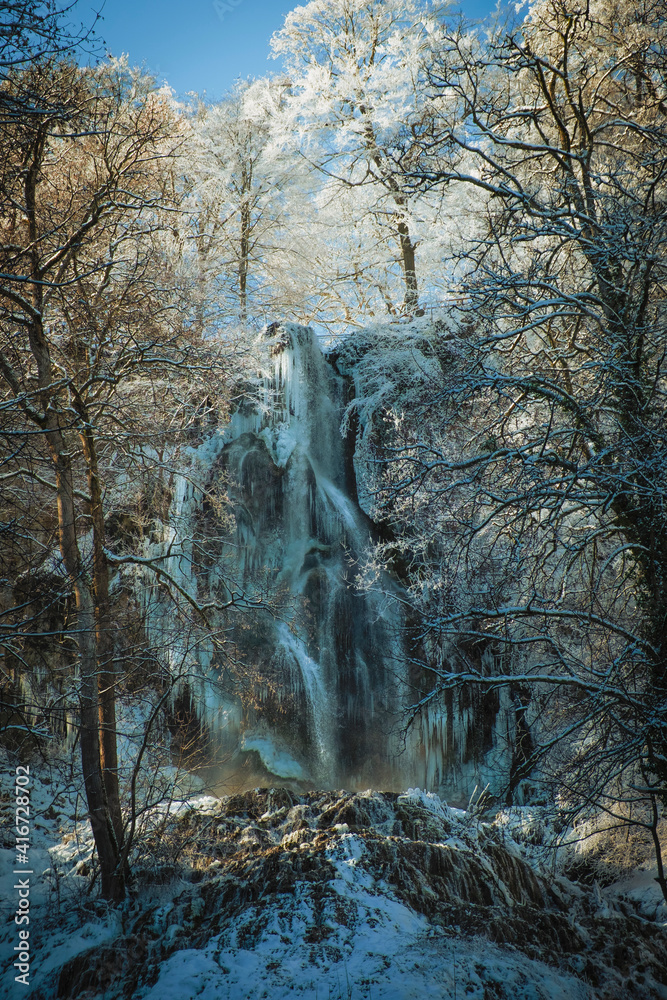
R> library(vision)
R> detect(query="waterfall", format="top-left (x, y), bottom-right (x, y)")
top-left (132, 322), bottom-right (515, 797)
top-left (168, 323), bottom-right (409, 788)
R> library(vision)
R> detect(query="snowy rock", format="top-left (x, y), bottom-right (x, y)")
top-left (15, 787), bottom-right (666, 1000)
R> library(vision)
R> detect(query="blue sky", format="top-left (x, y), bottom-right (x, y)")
top-left (83, 0), bottom-right (499, 99)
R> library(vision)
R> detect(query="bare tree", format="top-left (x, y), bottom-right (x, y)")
top-left (344, 0), bottom-right (667, 895)
top-left (0, 52), bottom-right (189, 899)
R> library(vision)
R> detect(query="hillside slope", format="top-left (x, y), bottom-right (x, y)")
top-left (2, 766), bottom-right (665, 1000)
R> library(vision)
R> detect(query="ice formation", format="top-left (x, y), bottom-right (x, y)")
top-left (139, 323), bottom-right (515, 795)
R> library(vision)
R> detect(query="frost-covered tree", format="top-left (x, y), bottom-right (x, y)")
top-left (345, 0), bottom-right (667, 895)
top-left (270, 0), bottom-right (450, 315)
top-left (180, 78), bottom-right (308, 328)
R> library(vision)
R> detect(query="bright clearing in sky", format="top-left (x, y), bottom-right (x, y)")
top-left (87, 0), bottom-right (499, 98)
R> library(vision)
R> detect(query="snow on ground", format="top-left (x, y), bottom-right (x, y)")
top-left (137, 818), bottom-right (589, 1000)
top-left (140, 917), bottom-right (588, 1000)
top-left (2, 756), bottom-right (667, 1000)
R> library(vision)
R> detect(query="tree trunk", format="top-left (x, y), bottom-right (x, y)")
top-left (49, 432), bottom-right (125, 901)
top-left (397, 218), bottom-right (419, 313)
top-left (239, 197), bottom-right (250, 322)
top-left (24, 300), bottom-right (124, 900)
top-left (363, 123), bottom-right (420, 314)
top-left (74, 392), bottom-right (124, 856)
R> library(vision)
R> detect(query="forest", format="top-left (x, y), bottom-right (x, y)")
top-left (1, 0), bottom-right (666, 996)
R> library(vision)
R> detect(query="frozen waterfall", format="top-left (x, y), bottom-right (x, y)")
top-left (198, 323), bottom-right (409, 788)
top-left (141, 322), bottom-right (512, 796)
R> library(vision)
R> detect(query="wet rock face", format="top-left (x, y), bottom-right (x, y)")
top-left (178, 323), bottom-right (410, 789)
top-left (53, 790), bottom-right (667, 1000)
